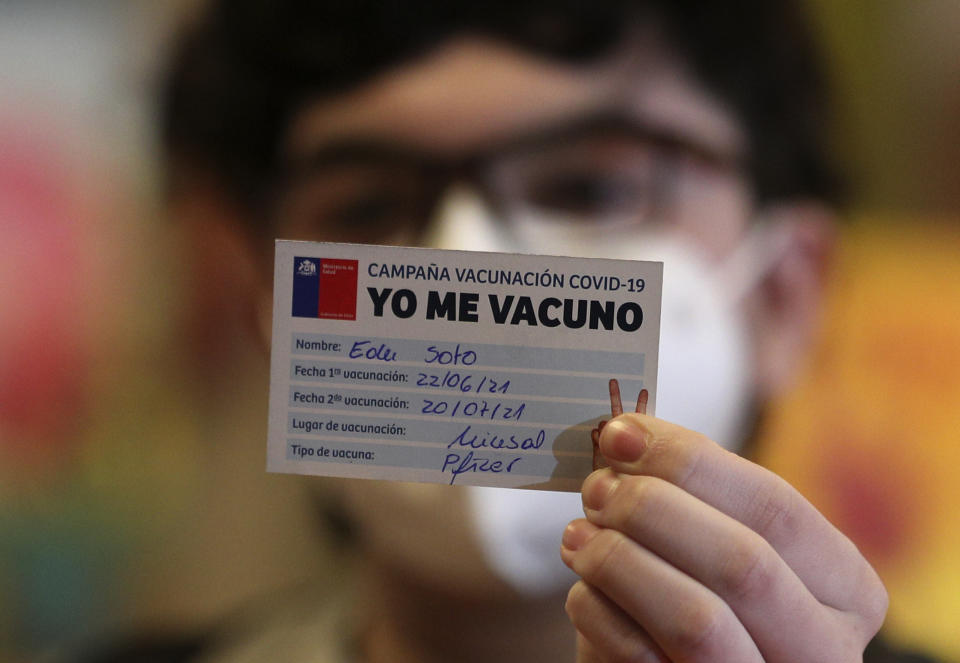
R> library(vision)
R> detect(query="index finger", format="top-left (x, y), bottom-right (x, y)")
top-left (608, 379), bottom-right (623, 418)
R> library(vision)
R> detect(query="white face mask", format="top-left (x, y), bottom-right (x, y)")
top-left (426, 187), bottom-right (765, 446)
top-left (424, 187), bottom-right (777, 595)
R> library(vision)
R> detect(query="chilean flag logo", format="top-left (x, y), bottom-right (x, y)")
top-left (292, 257), bottom-right (358, 320)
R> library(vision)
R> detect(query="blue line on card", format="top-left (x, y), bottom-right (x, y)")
top-left (292, 257), bottom-right (320, 317)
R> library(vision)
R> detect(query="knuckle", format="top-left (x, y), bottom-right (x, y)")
top-left (669, 601), bottom-right (727, 658)
top-left (578, 528), bottom-right (629, 583)
top-left (614, 476), bottom-right (663, 526)
top-left (646, 429), bottom-right (710, 489)
top-left (717, 535), bottom-right (775, 602)
top-left (750, 480), bottom-right (803, 542)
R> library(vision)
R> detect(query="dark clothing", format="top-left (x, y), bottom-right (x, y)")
top-left (78, 631), bottom-right (941, 663)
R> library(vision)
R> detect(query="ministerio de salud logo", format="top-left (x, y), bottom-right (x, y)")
top-left (292, 257), bottom-right (358, 320)
top-left (296, 258), bottom-right (317, 277)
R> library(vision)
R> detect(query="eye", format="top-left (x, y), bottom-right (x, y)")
top-left (331, 191), bottom-right (401, 228)
top-left (279, 165), bottom-right (433, 243)
top-left (525, 170), bottom-right (648, 218)
top-left (489, 130), bottom-right (660, 223)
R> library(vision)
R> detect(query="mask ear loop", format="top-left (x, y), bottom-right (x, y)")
top-left (714, 220), bottom-right (794, 308)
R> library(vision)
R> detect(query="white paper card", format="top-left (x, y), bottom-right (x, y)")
top-left (267, 241), bottom-right (661, 491)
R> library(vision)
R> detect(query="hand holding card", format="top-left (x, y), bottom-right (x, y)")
top-left (565, 414), bottom-right (888, 662)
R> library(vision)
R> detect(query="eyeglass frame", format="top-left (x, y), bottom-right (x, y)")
top-left (271, 110), bottom-right (748, 244)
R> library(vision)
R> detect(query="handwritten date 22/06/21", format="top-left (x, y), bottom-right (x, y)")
top-left (416, 371), bottom-right (510, 394)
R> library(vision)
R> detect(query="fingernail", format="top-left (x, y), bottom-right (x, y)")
top-left (561, 519), bottom-right (598, 552)
top-left (582, 470), bottom-right (619, 512)
top-left (601, 418), bottom-right (649, 462)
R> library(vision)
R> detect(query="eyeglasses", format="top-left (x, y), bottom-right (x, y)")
top-left (273, 113), bottom-right (745, 245)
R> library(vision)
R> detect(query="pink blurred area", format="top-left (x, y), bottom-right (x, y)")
top-left (0, 2), bottom-right (156, 480)
top-left (0, 120), bottom-right (95, 461)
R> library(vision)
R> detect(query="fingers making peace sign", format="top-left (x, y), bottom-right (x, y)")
top-left (592, 380), bottom-right (648, 471)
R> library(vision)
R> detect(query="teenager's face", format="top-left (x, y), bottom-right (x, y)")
top-left (250, 33), bottom-right (831, 408)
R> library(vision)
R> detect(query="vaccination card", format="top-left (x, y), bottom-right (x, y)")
top-left (267, 241), bottom-right (662, 491)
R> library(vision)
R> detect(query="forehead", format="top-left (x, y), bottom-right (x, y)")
top-left (285, 36), bottom-right (745, 160)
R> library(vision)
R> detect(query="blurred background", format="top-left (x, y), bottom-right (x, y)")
top-left (0, 1), bottom-right (958, 662)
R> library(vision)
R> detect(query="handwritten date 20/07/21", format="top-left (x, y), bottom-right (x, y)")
top-left (421, 398), bottom-right (525, 421)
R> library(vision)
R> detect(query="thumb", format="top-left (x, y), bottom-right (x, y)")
top-left (597, 413), bottom-right (689, 474)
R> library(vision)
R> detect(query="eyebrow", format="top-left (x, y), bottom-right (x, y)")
top-left (485, 112), bottom-right (745, 169)
top-left (282, 110), bottom-right (745, 182)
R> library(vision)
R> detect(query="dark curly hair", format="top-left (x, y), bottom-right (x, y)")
top-left (161, 0), bottom-right (841, 222)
